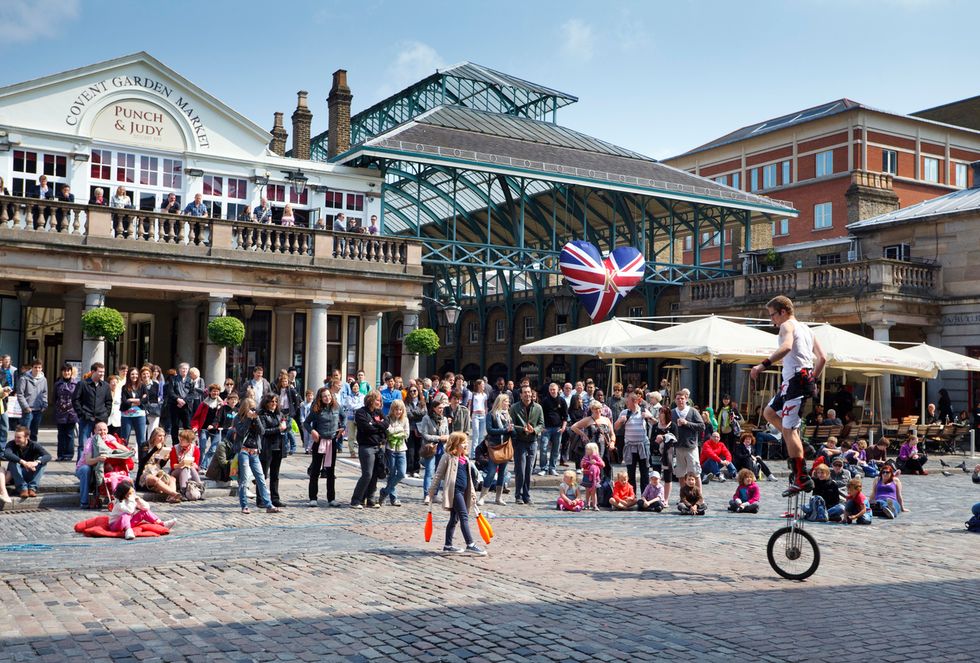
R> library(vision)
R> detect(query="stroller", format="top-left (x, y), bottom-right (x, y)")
top-left (94, 434), bottom-right (135, 510)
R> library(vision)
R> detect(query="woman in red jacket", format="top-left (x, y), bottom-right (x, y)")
top-left (170, 429), bottom-right (202, 499)
top-left (699, 431), bottom-right (736, 482)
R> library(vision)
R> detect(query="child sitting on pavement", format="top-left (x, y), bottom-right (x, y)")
top-left (843, 476), bottom-right (872, 525)
top-left (802, 463), bottom-right (844, 522)
top-left (677, 471), bottom-right (706, 515)
top-left (108, 481), bottom-right (175, 540)
top-left (609, 470), bottom-right (637, 510)
top-left (638, 472), bottom-right (666, 512)
top-left (844, 439), bottom-right (878, 477)
top-left (829, 458), bottom-right (852, 488)
top-left (727, 468), bottom-right (760, 513)
top-left (557, 470), bottom-right (584, 512)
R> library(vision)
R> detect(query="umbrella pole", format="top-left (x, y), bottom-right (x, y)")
top-left (820, 370), bottom-right (826, 407)
top-left (708, 357), bottom-right (715, 410)
top-left (920, 380), bottom-right (926, 423)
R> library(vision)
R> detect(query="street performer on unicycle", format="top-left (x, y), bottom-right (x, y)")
top-left (751, 296), bottom-right (827, 580)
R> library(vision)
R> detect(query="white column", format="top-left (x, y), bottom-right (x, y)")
top-left (872, 323), bottom-right (894, 421)
top-left (273, 309), bottom-right (293, 375)
top-left (62, 293), bottom-right (85, 363)
top-left (362, 311), bottom-right (383, 387)
top-left (81, 287), bottom-right (109, 370)
top-left (204, 295), bottom-right (231, 387)
top-left (400, 307), bottom-right (421, 381)
top-left (175, 301), bottom-right (198, 366)
top-left (306, 300), bottom-right (331, 390)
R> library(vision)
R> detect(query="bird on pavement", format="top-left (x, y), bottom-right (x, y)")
top-left (941, 470), bottom-right (952, 477)
top-left (939, 458), bottom-right (950, 468)
top-left (956, 461), bottom-right (969, 472)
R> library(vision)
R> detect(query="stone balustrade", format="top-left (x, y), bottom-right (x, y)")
top-left (0, 195), bottom-right (419, 268)
top-left (682, 258), bottom-right (940, 309)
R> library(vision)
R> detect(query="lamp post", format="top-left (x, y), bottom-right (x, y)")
top-left (553, 282), bottom-right (574, 333)
top-left (237, 296), bottom-right (256, 383)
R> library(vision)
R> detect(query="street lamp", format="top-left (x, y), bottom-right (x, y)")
top-left (14, 282), bottom-right (35, 306)
top-left (440, 296), bottom-right (461, 328)
top-left (14, 282), bottom-right (34, 365)
top-left (284, 170), bottom-right (308, 196)
top-left (554, 281), bottom-right (574, 332)
top-left (236, 296), bottom-right (256, 382)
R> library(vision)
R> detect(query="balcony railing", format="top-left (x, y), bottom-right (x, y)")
top-left (0, 195), bottom-right (419, 268)
top-left (684, 258), bottom-right (941, 307)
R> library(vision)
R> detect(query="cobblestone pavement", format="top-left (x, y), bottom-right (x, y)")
top-left (1, 437), bottom-right (977, 662)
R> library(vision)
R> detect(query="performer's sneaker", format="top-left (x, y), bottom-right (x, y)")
top-left (781, 473), bottom-right (814, 497)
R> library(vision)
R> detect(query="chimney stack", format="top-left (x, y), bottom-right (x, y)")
top-left (269, 112), bottom-right (288, 156)
top-left (327, 69), bottom-right (353, 159)
top-left (291, 91), bottom-right (313, 160)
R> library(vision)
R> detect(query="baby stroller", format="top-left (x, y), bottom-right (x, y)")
top-left (94, 434), bottom-right (135, 510)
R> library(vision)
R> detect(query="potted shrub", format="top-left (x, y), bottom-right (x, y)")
top-left (207, 316), bottom-right (246, 347)
top-left (403, 328), bottom-right (440, 356)
top-left (80, 307), bottom-right (126, 341)
top-left (762, 248), bottom-right (784, 271)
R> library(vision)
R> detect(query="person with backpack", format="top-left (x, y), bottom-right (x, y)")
top-left (53, 363), bottom-right (79, 461)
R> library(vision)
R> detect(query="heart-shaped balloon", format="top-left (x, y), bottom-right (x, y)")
top-left (559, 241), bottom-right (645, 322)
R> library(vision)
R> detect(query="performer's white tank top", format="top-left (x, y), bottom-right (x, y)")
top-left (782, 321), bottom-right (814, 382)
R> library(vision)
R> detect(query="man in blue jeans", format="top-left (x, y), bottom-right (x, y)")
top-left (509, 386), bottom-right (543, 505)
top-left (4, 426), bottom-right (51, 498)
top-left (537, 382), bottom-right (567, 476)
top-left (17, 360), bottom-right (48, 443)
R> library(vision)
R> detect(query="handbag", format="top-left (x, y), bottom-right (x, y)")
top-left (420, 442), bottom-right (437, 459)
top-left (487, 438), bottom-right (513, 464)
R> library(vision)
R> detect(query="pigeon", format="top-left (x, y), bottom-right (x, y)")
top-left (956, 461), bottom-right (969, 472)
top-left (941, 470), bottom-right (952, 477)
top-left (939, 458), bottom-right (950, 468)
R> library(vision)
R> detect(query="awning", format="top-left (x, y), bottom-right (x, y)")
top-left (603, 315), bottom-right (777, 364)
top-left (810, 324), bottom-right (936, 378)
top-left (519, 318), bottom-right (652, 357)
top-left (898, 343), bottom-right (980, 372)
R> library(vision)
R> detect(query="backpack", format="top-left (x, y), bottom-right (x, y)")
top-left (598, 480), bottom-right (613, 508)
top-left (182, 480), bottom-right (205, 501)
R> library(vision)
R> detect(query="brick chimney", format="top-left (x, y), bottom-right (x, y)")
top-left (291, 91), bottom-right (313, 160)
top-left (269, 112), bottom-right (288, 156)
top-left (845, 170), bottom-right (899, 224)
top-left (327, 69), bottom-right (352, 159)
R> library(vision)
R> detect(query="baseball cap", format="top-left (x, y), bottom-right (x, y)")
top-left (832, 458), bottom-right (844, 466)
top-left (650, 471), bottom-right (661, 479)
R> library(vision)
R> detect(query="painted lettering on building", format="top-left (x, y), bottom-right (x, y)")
top-left (65, 74), bottom-right (210, 148)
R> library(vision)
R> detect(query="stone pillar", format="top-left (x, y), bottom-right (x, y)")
top-left (400, 308), bottom-right (421, 381)
top-left (362, 311), bottom-right (383, 387)
top-left (62, 293), bottom-right (85, 363)
top-left (204, 295), bottom-right (231, 388)
top-left (81, 287), bottom-right (109, 370)
top-left (925, 328), bottom-right (943, 410)
top-left (175, 301), bottom-right (199, 367)
top-left (269, 112), bottom-right (287, 156)
top-left (307, 301), bottom-right (331, 390)
top-left (327, 70), bottom-right (353, 158)
top-left (291, 91), bottom-right (313, 160)
top-left (273, 309), bottom-right (293, 375)
top-left (872, 323), bottom-right (894, 421)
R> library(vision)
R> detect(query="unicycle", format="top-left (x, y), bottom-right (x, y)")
top-left (767, 491), bottom-right (820, 581)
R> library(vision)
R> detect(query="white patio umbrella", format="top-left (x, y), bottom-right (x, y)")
top-left (898, 343), bottom-right (980, 421)
top-left (604, 316), bottom-right (779, 408)
top-left (809, 325), bottom-right (936, 378)
top-left (518, 318), bottom-right (652, 357)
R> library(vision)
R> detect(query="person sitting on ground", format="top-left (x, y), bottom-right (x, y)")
top-left (870, 464), bottom-right (906, 519)
top-left (75, 422), bottom-right (109, 508)
top-left (677, 471), bottom-right (706, 515)
top-left (844, 439), bottom-right (877, 477)
top-left (638, 471), bottom-right (666, 512)
top-left (557, 470), bottom-right (584, 512)
top-left (170, 429), bottom-right (202, 500)
top-left (138, 427), bottom-right (181, 503)
top-left (728, 468), bottom-right (761, 514)
top-left (842, 476), bottom-right (872, 525)
top-left (609, 470), bottom-right (637, 510)
top-left (700, 431), bottom-right (736, 483)
top-left (817, 435), bottom-right (843, 464)
top-left (802, 463), bottom-right (844, 522)
top-left (108, 481), bottom-right (174, 540)
top-left (733, 431), bottom-right (777, 482)
top-left (829, 457), bottom-right (852, 487)
top-left (973, 464), bottom-right (980, 485)
top-left (3, 426), bottom-right (51, 498)
top-left (866, 436), bottom-right (890, 470)
top-left (897, 433), bottom-right (928, 475)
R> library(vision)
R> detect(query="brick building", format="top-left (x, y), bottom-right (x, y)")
top-left (663, 99), bottom-right (980, 268)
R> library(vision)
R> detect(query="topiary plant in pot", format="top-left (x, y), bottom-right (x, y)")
top-left (403, 327), bottom-right (440, 356)
top-left (207, 316), bottom-right (246, 347)
top-left (80, 307), bottom-right (126, 341)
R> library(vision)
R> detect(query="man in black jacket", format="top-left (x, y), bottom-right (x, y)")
top-left (4, 426), bottom-right (51, 497)
top-left (537, 382), bottom-right (568, 476)
top-left (165, 362), bottom-right (196, 446)
top-left (72, 362), bottom-right (113, 455)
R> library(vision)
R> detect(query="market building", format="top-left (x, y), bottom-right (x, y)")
top-left (0, 52), bottom-right (426, 389)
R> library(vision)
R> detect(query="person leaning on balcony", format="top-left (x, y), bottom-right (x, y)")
top-left (182, 193), bottom-right (208, 216)
top-left (332, 212), bottom-right (346, 232)
top-left (161, 192), bottom-right (180, 214)
top-left (279, 203), bottom-right (296, 227)
top-left (238, 205), bottom-right (253, 222)
top-left (91, 187), bottom-right (107, 206)
top-left (0, 176), bottom-right (9, 195)
top-left (254, 196), bottom-right (273, 224)
top-left (33, 175), bottom-right (54, 199)
top-left (111, 185), bottom-right (132, 208)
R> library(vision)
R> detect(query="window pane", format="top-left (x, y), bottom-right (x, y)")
top-left (923, 157), bottom-right (939, 183)
top-left (731, 173), bottom-right (740, 190)
top-left (782, 161), bottom-right (791, 185)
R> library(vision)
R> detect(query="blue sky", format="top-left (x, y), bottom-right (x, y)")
top-left (2, 0), bottom-right (977, 159)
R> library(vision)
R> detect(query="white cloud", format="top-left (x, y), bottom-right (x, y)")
top-left (560, 18), bottom-right (595, 61)
top-left (0, 0), bottom-right (80, 43)
top-left (375, 41), bottom-right (446, 98)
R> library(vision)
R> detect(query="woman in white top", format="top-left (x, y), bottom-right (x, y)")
top-left (107, 373), bottom-right (122, 434)
top-left (469, 378), bottom-right (489, 447)
top-left (280, 204), bottom-right (296, 227)
top-left (111, 186), bottom-right (132, 209)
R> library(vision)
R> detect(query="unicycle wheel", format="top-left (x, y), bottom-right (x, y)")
top-left (767, 526), bottom-right (820, 581)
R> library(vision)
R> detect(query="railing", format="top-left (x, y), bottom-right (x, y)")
top-left (682, 258), bottom-right (941, 307)
top-left (0, 195), bottom-right (418, 268)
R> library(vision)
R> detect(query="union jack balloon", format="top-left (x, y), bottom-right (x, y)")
top-left (558, 241), bottom-right (646, 323)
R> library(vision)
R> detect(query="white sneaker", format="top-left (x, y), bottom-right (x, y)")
top-left (494, 498), bottom-right (508, 506)
top-left (465, 544), bottom-right (488, 557)
top-left (328, 500), bottom-right (340, 507)
top-left (0, 494), bottom-right (11, 505)
top-left (443, 545), bottom-right (465, 554)
top-left (308, 500), bottom-right (318, 507)
top-left (476, 497), bottom-right (485, 506)
top-left (423, 495), bottom-right (431, 505)
top-left (162, 519), bottom-right (177, 529)
top-left (246, 490), bottom-right (256, 498)
top-left (535, 469), bottom-right (547, 476)
top-left (124, 528), bottom-right (135, 540)
top-left (350, 503), bottom-right (364, 510)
